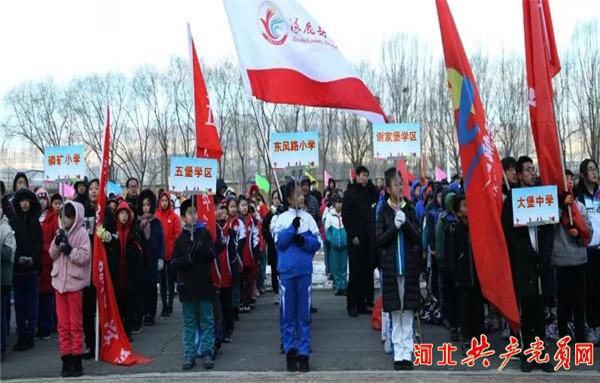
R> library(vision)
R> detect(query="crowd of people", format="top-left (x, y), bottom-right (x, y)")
top-left (0, 156), bottom-right (598, 375)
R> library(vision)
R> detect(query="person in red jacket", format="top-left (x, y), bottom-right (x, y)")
top-left (155, 192), bottom-right (181, 317)
top-left (36, 188), bottom-right (59, 340)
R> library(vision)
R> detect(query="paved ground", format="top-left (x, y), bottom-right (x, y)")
top-left (1, 258), bottom-right (599, 382)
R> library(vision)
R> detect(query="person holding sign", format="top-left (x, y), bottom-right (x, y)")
top-left (552, 170), bottom-right (592, 342)
top-left (501, 156), bottom-right (555, 373)
top-left (271, 180), bottom-right (321, 373)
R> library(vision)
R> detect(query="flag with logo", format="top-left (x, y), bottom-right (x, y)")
top-left (92, 107), bottom-right (150, 365)
top-left (223, 0), bottom-right (386, 123)
top-left (523, 0), bottom-right (590, 245)
top-left (436, 0), bottom-right (520, 331)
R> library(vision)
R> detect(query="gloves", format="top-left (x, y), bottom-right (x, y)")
top-left (60, 242), bottom-right (73, 256)
top-left (292, 217), bottom-right (301, 230)
top-left (292, 234), bottom-right (305, 247)
top-left (394, 210), bottom-right (406, 229)
top-left (96, 225), bottom-right (112, 243)
top-left (352, 237), bottom-right (360, 246)
top-left (157, 259), bottom-right (165, 271)
top-left (54, 229), bottom-right (66, 246)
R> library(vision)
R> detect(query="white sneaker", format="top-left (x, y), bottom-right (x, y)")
top-left (273, 294), bottom-right (280, 305)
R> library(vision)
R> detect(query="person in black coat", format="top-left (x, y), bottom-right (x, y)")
top-left (112, 201), bottom-right (144, 338)
top-left (124, 177), bottom-right (140, 214)
top-left (137, 189), bottom-right (165, 326)
top-left (445, 194), bottom-right (484, 350)
top-left (342, 165), bottom-right (379, 317)
top-left (171, 199), bottom-right (216, 370)
top-left (502, 156), bottom-right (554, 373)
top-left (376, 167), bottom-right (421, 371)
top-left (10, 188), bottom-right (43, 351)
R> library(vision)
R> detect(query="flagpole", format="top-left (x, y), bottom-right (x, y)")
top-left (95, 301), bottom-right (99, 361)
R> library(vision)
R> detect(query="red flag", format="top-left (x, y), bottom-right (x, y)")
top-left (436, 0), bottom-right (520, 331)
top-left (189, 25), bottom-right (223, 159)
top-left (523, 0), bottom-right (590, 245)
top-left (197, 194), bottom-right (217, 241)
top-left (397, 159), bottom-right (415, 198)
top-left (92, 106), bottom-right (150, 365)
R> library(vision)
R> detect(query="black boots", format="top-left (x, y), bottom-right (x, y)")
top-left (61, 354), bottom-right (73, 377)
top-left (298, 354), bottom-right (310, 372)
top-left (13, 334), bottom-right (34, 351)
top-left (61, 354), bottom-right (83, 377)
top-left (286, 349), bottom-right (298, 372)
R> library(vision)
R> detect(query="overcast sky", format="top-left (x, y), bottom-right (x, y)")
top-left (0, 0), bottom-right (597, 99)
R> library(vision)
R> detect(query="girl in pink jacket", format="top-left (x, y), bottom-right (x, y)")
top-left (49, 201), bottom-right (91, 377)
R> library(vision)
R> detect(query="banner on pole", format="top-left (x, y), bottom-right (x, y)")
top-left (269, 131), bottom-right (319, 168)
top-left (511, 185), bottom-right (559, 227)
top-left (44, 145), bottom-right (87, 181)
top-left (373, 123), bottom-right (420, 159)
top-left (169, 157), bottom-right (218, 193)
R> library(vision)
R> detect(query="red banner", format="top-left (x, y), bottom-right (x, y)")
top-left (523, 0), bottom-right (591, 245)
top-left (92, 106), bottom-right (150, 365)
top-left (436, 0), bottom-right (520, 331)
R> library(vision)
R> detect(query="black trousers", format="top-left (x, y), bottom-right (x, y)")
top-left (82, 285), bottom-right (96, 350)
top-left (586, 249), bottom-right (600, 328)
top-left (160, 262), bottom-right (176, 312)
top-left (142, 281), bottom-right (158, 320)
top-left (519, 296), bottom-right (546, 351)
top-left (456, 287), bottom-right (484, 341)
top-left (556, 264), bottom-right (586, 340)
top-left (347, 237), bottom-right (373, 311)
top-left (439, 268), bottom-right (458, 330)
top-left (219, 287), bottom-right (234, 335)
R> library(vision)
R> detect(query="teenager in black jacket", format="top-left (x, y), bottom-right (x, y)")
top-left (376, 167), bottom-right (421, 371)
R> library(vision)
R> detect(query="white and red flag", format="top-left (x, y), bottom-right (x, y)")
top-left (223, 0), bottom-right (387, 123)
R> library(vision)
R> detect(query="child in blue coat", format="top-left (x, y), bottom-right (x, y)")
top-left (271, 180), bottom-right (321, 373)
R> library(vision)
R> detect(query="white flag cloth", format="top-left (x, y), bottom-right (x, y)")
top-left (223, 0), bottom-right (387, 123)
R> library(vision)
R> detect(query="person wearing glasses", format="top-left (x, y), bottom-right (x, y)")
top-left (501, 156), bottom-right (555, 373)
top-left (575, 159), bottom-right (600, 345)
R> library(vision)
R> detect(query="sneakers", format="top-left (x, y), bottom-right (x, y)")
top-left (131, 325), bottom-right (143, 335)
top-left (203, 355), bottom-right (215, 370)
top-left (143, 316), bottom-right (156, 326)
top-left (298, 354), bottom-right (310, 372)
top-left (348, 306), bottom-right (358, 317)
top-left (273, 294), bottom-right (280, 305)
top-left (239, 305), bottom-right (251, 313)
top-left (394, 360), bottom-right (413, 370)
top-left (286, 349), bottom-right (298, 372)
top-left (36, 331), bottom-right (51, 340)
top-left (182, 357), bottom-right (196, 370)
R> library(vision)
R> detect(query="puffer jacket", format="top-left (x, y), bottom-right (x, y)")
top-left (552, 201), bottom-right (591, 267)
top-left (155, 191), bottom-right (181, 262)
top-left (0, 214), bottom-right (16, 286)
top-left (39, 206), bottom-right (60, 293)
top-left (324, 210), bottom-right (347, 250)
top-left (10, 189), bottom-right (42, 274)
top-left (376, 199), bottom-right (422, 313)
top-left (49, 201), bottom-right (92, 293)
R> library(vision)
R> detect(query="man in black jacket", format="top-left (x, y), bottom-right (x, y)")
top-left (502, 156), bottom-right (554, 373)
top-left (342, 165), bottom-right (379, 317)
top-left (10, 189), bottom-right (43, 351)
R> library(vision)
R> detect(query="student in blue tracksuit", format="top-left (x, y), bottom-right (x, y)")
top-left (271, 180), bottom-right (321, 373)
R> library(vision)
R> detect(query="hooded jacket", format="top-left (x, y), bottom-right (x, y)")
top-left (435, 192), bottom-right (457, 270)
top-left (426, 186), bottom-right (445, 254)
top-left (0, 213), bottom-right (17, 286)
top-left (137, 189), bottom-right (164, 283)
top-left (324, 208), bottom-right (347, 250)
top-left (241, 213), bottom-right (260, 268)
top-left (39, 194), bottom-right (60, 293)
top-left (49, 201), bottom-right (91, 293)
top-left (112, 201), bottom-right (143, 297)
top-left (155, 191), bottom-right (182, 262)
top-left (218, 216), bottom-right (246, 287)
top-left (272, 208), bottom-right (321, 279)
top-left (12, 172), bottom-right (29, 193)
top-left (576, 181), bottom-right (600, 249)
top-left (10, 189), bottom-right (43, 274)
